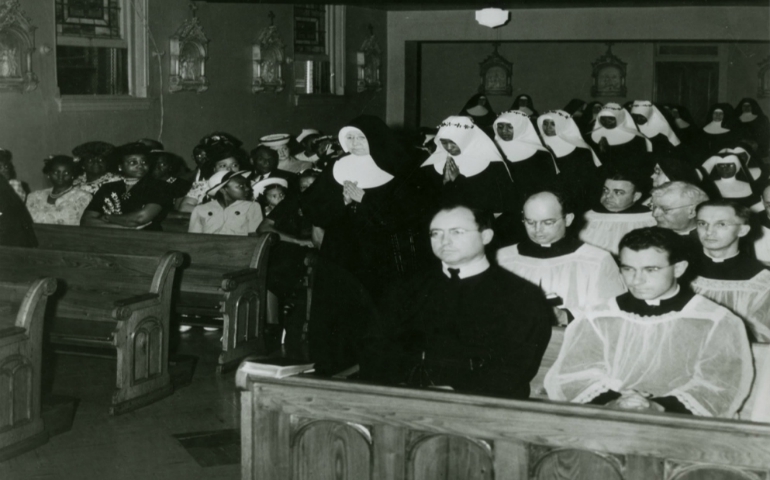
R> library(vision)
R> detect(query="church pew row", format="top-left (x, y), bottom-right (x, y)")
top-left (0, 278), bottom-right (57, 461)
top-left (237, 370), bottom-right (770, 480)
top-left (33, 225), bottom-right (278, 373)
top-left (161, 211), bottom-right (192, 233)
top-left (0, 247), bottom-right (183, 415)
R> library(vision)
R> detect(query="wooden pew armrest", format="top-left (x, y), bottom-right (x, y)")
top-left (220, 269), bottom-right (259, 291)
top-left (112, 293), bottom-right (160, 319)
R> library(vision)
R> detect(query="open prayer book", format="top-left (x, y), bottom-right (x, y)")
top-left (238, 356), bottom-right (315, 379)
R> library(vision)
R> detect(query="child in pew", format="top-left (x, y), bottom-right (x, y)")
top-left (188, 170), bottom-right (262, 236)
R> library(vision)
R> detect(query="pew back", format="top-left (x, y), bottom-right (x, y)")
top-left (34, 224), bottom-right (260, 269)
top-left (238, 372), bottom-right (770, 480)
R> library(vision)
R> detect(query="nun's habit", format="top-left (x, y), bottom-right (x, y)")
top-left (719, 146), bottom-right (764, 181)
top-left (588, 103), bottom-right (652, 170)
top-left (700, 103), bottom-right (740, 157)
top-left (702, 154), bottom-right (764, 212)
top-left (630, 100), bottom-right (681, 153)
top-left (0, 175), bottom-right (37, 248)
top-left (578, 101), bottom-right (604, 134)
top-left (300, 115), bottom-right (431, 374)
top-left (650, 153), bottom-right (720, 201)
top-left (510, 94), bottom-right (538, 117)
top-left (459, 93), bottom-right (497, 134)
top-left (421, 115), bottom-right (519, 214)
top-left (664, 104), bottom-right (699, 147)
top-left (536, 110), bottom-right (601, 212)
top-left (493, 110), bottom-right (558, 196)
top-left (734, 98), bottom-right (770, 158)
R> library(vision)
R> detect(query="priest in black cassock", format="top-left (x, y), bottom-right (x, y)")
top-left (690, 200), bottom-right (770, 342)
top-left (360, 203), bottom-right (553, 399)
top-left (545, 227), bottom-right (753, 418)
top-left (650, 181), bottom-right (709, 248)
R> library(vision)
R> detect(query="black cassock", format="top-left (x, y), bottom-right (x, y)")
top-left (360, 265), bottom-right (553, 399)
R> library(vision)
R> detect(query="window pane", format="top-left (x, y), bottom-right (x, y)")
top-left (56, 0), bottom-right (121, 39)
top-left (56, 46), bottom-right (128, 95)
top-left (294, 5), bottom-right (326, 55)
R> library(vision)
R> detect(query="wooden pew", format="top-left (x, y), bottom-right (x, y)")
top-left (0, 278), bottom-right (57, 461)
top-left (33, 224), bottom-right (278, 372)
top-left (237, 369), bottom-right (770, 480)
top-left (0, 247), bottom-right (183, 415)
top-left (161, 211), bottom-right (192, 233)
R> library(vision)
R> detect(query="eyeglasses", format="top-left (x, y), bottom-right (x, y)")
top-left (620, 265), bottom-right (674, 275)
top-left (521, 217), bottom-right (564, 228)
top-left (696, 221), bottom-right (744, 231)
top-left (650, 203), bottom-right (696, 215)
top-left (429, 228), bottom-right (479, 241)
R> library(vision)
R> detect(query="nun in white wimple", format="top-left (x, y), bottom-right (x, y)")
top-left (734, 98), bottom-right (770, 158)
top-left (630, 100), bottom-right (681, 152)
top-left (537, 110), bottom-right (601, 212)
top-left (588, 103), bottom-right (652, 167)
top-left (702, 154), bottom-right (764, 212)
top-left (493, 110), bottom-right (558, 196)
top-left (719, 146), bottom-right (763, 181)
top-left (422, 115), bottom-right (518, 214)
top-left (700, 103), bottom-right (740, 156)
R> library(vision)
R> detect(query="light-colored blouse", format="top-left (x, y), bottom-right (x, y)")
top-left (26, 187), bottom-right (93, 226)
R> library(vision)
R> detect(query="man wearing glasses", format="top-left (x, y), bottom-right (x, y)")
top-left (690, 199), bottom-right (770, 341)
top-left (545, 227), bottom-right (753, 418)
top-left (579, 168), bottom-right (656, 255)
top-left (650, 181), bottom-right (709, 247)
top-left (497, 190), bottom-right (625, 325)
top-left (360, 203), bottom-right (553, 399)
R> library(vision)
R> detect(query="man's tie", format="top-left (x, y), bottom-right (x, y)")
top-left (448, 268), bottom-right (461, 281)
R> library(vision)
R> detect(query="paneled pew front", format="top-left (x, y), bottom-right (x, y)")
top-left (0, 246), bottom-right (183, 415)
top-left (0, 278), bottom-right (57, 461)
top-left (238, 371), bottom-right (770, 480)
top-left (33, 225), bottom-right (278, 372)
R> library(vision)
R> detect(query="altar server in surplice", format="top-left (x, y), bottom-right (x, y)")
top-left (493, 110), bottom-right (558, 198)
top-left (497, 190), bottom-right (626, 325)
top-left (690, 200), bottom-right (770, 342)
top-left (545, 227), bottom-right (753, 418)
top-left (422, 115), bottom-right (519, 216)
top-left (579, 168), bottom-right (656, 255)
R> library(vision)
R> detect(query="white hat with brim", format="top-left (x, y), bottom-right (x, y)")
top-left (206, 170), bottom-right (251, 197)
top-left (260, 133), bottom-right (291, 148)
top-left (253, 176), bottom-right (289, 197)
top-left (296, 129), bottom-right (320, 144)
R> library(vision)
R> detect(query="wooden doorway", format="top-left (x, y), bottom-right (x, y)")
top-left (655, 62), bottom-right (719, 124)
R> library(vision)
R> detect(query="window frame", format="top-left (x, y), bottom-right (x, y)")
top-left (293, 5), bottom-right (346, 104)
top-left (54, 0), bottom-right (150, 112)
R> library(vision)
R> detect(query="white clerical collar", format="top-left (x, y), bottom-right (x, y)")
top-left (442, 256), bottom-right (490, 279)
top-left (703, 249), bottom-right (740, 263)
top-left (644, 284), bottom-right (680, 306)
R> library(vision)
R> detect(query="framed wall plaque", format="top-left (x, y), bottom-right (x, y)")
top-left (478, 43), bottom-right (512, 96)
top-left (0, 0), bottom-right (37, 93)
top-left (591, 43), bottom-right (627, 98)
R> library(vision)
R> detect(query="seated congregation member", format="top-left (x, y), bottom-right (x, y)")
top-left (361, 203), bottom-right (553, 399)
top-left (178, 140), bottom-right (243, 212)
top-left (579, 169), bottom-right (656, 255)
top-left (458, 93), bottom-right (497, 135)
top-left (720, 145), bottom-right (764, 181)
top-left (754, 184), bottom-right (770, 266)
top-left (421, 116), bottom-right (518, 215)
top-left (493, 110), bottom-right (558, 197)
top-left (188, 170), bottom-right (262, 235)
top-left (149, 150), bottom-right (192, 201)
top-left (690, 200), bottom-right (770, 341)
top-left (261, 133), bottom-right (313, 174)
top-left (81, 143), bottom-right (172, 231)
top-left (0, 148), bottom-right (27, 201)
top-left (297, 169), bottom-right (319, 193)
top-left (0, 175), bottom-right (37, 247)
top-left (700, 103), bottom-right (740, 157)
top-left (510, 93), bottom-right (538, 117)
top-left (249, 145), bottom-right (297, 193)
top-left (71, 141), bottom-right (120, 195)
top-left (588, 103), bottom-right (651, 168)
top-left (497, 190), bottom-right (625, 325)
top-left (536, 110), bottom-right (601, 213)
top-left (545, 227), bottom-right (753, 418)
top-left (563, 98), bottom-right (586, 119)
top-left (630, 100), bottom-right (681, 154)
top-left (734, 97), bottom-right (770, 158)
top-left (577, 101), bottom-right (604, 134)
top-left (26, 155), bottom-right (92, 226)
top-left (650, 153), bottom-right (718, 200)
top-left (650, 181), bottom-right (709, 246)
top-left (664, 104), bottom-right (699, 147)
top-left (702, 153), bottom-right (764, 212)
top-left (294, 129), bottom-right (321, 163)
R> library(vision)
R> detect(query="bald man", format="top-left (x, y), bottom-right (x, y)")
top-left (497, 190), bottom-right (626, 325)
